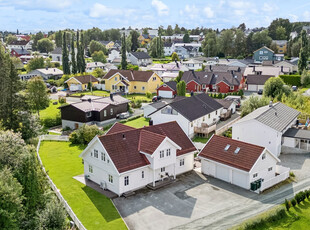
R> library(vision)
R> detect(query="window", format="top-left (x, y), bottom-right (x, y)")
top-left (253, 173), bottom-right (258, 178)
top-left (208, 114), bottom-right (210, 119)
top-left (180, 159), bottom-right (185, 166)
top-left (90, 151), bottom-right (93, 157)
top-left (262, 153), bottom-right (266, 160)
top-left (160, 150), bottom-right (165, 158)
top-left (108, 175), bottom-right (113, 183)
top-left (191, 122), bottom-right (193, 127)
top-left (268, 167), bottom-right (273, 171)
top-left (134, 86), bottom-right (137, 89)
top-left (89, 165), bottom-right (93, 173)
top-left (203, 117), bottom-right (205, 121)
top-left (161, 167), bottom-right (165, 172)
top-left (124, 176), bottom-right (129, 186)
top-left (224, 144), bottom-right (230, 151)
top-left (142, 171), bottom-right (144, 178)
top-left (107, 158), bottom-right (110, 163)
top-left (259, 51), bottom-right (263, 54)
top-left (216, 111), bottom-right (218, 115)
top-left (142, 86), bottom-right (145, 91)
top-left (110, 108), bottom-right (113, 115)
top-left (115, 77), bottom-right (117, 81)
top-left (153, 77), bottom-right (157, 81)
top-left (86, 111), bottom-right (92, 117)
top-left (94, 149), bottom-right (98, 158)
top-left (104, 110), bottom-right (107, 117)
top-left (166, 149), bottom-right (171, 156)
top-left (230, 86), bottom-right (234, 90)
top-left (101, 152), bottom-right (105, 161)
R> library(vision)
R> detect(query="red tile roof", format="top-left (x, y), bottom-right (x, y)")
top-left (99, 121), bottom-right (196, 173)
top-left (198, 135), bottom-right (265, 172)
top-left (103, 69), bottom-right (154, 82)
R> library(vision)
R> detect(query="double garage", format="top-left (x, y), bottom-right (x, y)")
top-left (201, 160), bottom-right (249, 189)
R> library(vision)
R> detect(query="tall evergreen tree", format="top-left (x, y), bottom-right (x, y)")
top-left (62, 32), bottom-right (70, 74)
top-left (298, 30), bottom-right (309, 73)
top-left (71, 34), bottom-right (77, 74)
top-left (76, 31), bottom-right (82, 73)
top-left (130, 30), bottom-right (139, 51)
top-left (80, 31), bottom-right (86, 73)
top-left (55, 30), bottom-right (62, 48)
top-left (121, 33), bottom-right (127, 70)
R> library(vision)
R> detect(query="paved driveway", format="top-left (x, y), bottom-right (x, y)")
top-left (279, 153), bottom-right (310, 181)
top-left (113, 170), bottom-right (310, 230)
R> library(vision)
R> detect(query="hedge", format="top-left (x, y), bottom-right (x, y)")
top-left (279, 75), bottom-right (301, 87)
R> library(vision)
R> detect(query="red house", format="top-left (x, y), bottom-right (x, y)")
top-left (11, 48), bottom-right (30, 58)
top-left (157, 81), bottom-right (177, 98)
top-left (181, 70), bottom-right (245, 93)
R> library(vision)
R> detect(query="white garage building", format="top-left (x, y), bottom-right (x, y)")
top-left (246, 75), bottom-right (274, 91)
top-left (198, 135), bottom-right (289, 192)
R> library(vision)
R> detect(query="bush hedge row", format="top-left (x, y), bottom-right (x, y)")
top-left (279, 75), bottom-right (301, 87)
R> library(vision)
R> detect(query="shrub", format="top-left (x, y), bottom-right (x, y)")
top-left (130, 100), bottom-right (142, 108)
top-left (305, 190), bottom-right (310, 199)
top-left (289, 171), bottom-right (295, 178)
top-left (41, 116), bottom-right (61, 128)
top-left (285, 199), bottom-right (290, 211)
top-left (291, 198), bottom-right (297, 207)
top-left (238, 89), bottom-right (244, 97)
top-left (145, 91), bottom-right (152, 99)
top-left (69, 124), bottom-right (104, 145)
top-left (279, 75), bottom-right (301, 86)
top-left (58, 97), bottom-right (66, 104)
top-left (218, 93), bottom-right (223, 99)
top-left (301, 70), bottom-right (310, 87)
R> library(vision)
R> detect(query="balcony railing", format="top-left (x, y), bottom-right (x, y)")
top-left (194, 123), bottom-right (216, 134)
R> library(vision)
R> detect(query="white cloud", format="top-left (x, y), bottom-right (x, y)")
top-left (184, 4), bottom-right (199, 20)
top-left (262, 3), bottom-right (273, 12)
top-left (89, 3), bottom-right (135, 18)
top-left (204, 7), bottom-right (214, 18)
top-left (151, 0), bottom-right (169, 16)
top-left (303, 11), bottom-right (310, 21)
top-left (229, 1), bottom-right (245, 8)
top-left (289, 14), bottom-right (298, 22)
top-left (0, 0), bottom-right (77, 11)
top-left (219, 0), bottom-right (225, 7)
top-left (234, 9), bottom-right (245, 16)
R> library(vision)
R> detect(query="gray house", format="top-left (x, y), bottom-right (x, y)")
top-left (19, 68), bottom-right (63, 81)
top-left (253, 46), bottom-right (284, 63)
top-left (127, 52), bottom-right (152, 66)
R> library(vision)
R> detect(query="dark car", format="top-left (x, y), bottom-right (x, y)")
top-left (257, 89), bottom-right (263, 95)
top-left (292, 86), bottom-right (297, 91)
top-left (152, 96), bottom-right (162, 102)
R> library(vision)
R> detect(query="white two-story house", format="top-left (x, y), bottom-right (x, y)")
top-left (149, 93), bottom-right (223, 138)
top-left (79, 121), bottom-right (197, 196)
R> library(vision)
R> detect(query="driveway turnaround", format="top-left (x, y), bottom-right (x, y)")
top-left (113, 170), bottom-right (310, 230)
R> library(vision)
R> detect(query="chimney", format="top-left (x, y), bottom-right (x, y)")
top-left (269, 101), bottom-right (273, 107)
top-left (149, 119), bottom-right (153, 126)
top-left (110, 93), bottom-right (114, 101)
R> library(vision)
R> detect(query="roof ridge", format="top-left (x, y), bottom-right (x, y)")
top-left (214, 135), bottom-right (265, 149)
top-left (254, 102), bottom-right (280, 120)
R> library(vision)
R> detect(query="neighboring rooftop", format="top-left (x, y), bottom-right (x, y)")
top-left (11, 48), bottom-right (30, 55)
top-left (35, 68), bottom-right (63, 75)
top-left (69, 75), bottom-right (99, 84)
top-left (8, 40), bottom-right (29, 45)
top-left (283, 128), bottom-right (310, 140)
top-left (246, 75), bottom-right (274, 85)
top-left (103, 69), bottom-right (154, 82)
top-left (86, 62), bottom-right (105, 68)
top-left (130, 51), bottom-right (151, 59)
top-left (199, 135), bottom-right (267, 172)
top-left (235, 102), bottom-right (300, 132)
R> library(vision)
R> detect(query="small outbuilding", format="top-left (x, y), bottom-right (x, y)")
top-left (157, 81), bottom-right (177, 98)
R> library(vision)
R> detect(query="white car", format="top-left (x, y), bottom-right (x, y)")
top-left (118, 112), bottom-right (130, 119)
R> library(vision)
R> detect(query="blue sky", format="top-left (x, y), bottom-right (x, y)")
top-left (0, 0), bottom-right (310, 32)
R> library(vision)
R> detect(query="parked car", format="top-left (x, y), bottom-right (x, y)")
top-left (292, 86), bottom-right (297, 91)
top-left (152, 95), bottom-right (162, 102)
top-left (118, 112), bottom-right (130, 119)
top-left (257, 89), bottom-right (263, 95)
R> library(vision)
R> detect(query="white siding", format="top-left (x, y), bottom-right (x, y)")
top-left (232, 119), bottom-right (282, 157)
top-left (201, 159), bottom-right (216, 177)
top-left (176, 153), bottom-right (195, 175)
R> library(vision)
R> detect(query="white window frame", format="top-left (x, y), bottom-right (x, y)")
top-left (268, 167), bottom-right (273, 171)
top-left (109, 174), bottom-right (113, 183)
top-left (115, 77), bottom-right (117, 81)
top-left (166, 149), bottom-right (171, 157)
top-left (94, 149), bottom-right (98, 158)
top-left (101, 152), bottom-right (105, 161)
top-left (142, 171), bottom-right (144, 179)
top-left (161, 167), bottom-right (165, 172)
top-left (180, 159), bottom-right (185, 166)
top-left (86, 111), bottom-right (92, 117)
top-left (89, 165), bottom-right (93, 173)
top-left (262, 153), bottom-right (266, 160)
top-left (124, 176), bottom-right (129, 186)
top-left (160, 150), bottom-right (165, 158)
top-left (230, 86), bottom-right (234, 90)
top-left (110, 108), bottom-right (113, 115)
top-left (253, 173), bottom-right (258, 178)
top-left (142, 86), bottom-right (145, 91)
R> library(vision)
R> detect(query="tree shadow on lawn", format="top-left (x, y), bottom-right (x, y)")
top-left (81, 185), bottom-right (122, 223)
top-left (69, 143), bottom-right (87, 151)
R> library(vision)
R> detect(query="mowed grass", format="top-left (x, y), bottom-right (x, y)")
top-left (123, 117), bottom-right (150, 128)
top-left (40, 100), bottom-right (61, 120)
top-left (71, 90), bottom-right (110, 97)
top-left (235, 200), bottom-right (310, 230)
top-left (39, 141), bottom-right (127, 230)
top-left (123, 93), bottom-right (154, 102)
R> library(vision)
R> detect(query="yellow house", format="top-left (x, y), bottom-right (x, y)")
top-left (273, 40), bottom-right (287, 54)
top-left (100, 41), bottom-right (115, 50)
top-left (138, 34), bottom-right (151, 45)
top-left (65, 75), bottom-right (99, 91)
top-left (103, 69), bottom-right (162, 94)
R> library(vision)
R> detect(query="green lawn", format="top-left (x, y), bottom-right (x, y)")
top-left (235, 200), bottom-right (310, 230)
top-left (39, 141), bottom-right (127, 230)
top-left (48, 131), bottom-right (61, 135)
top-left (40, 100), bottom-right (61, 120)
top-left (71, 90), bottom-right (110, 97)
top-left (192, 135), bottom-right (211, 144)
top-left (123, 117), bottom-right (150, 128)
top-left (123, 94), bottom-right (154, 102)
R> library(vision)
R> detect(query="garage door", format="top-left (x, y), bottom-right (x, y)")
top-left (158, 90), bottom-right (173, 98)
top-left (216, 165), bottom-right (230, 182)
top-left (70, 84), bottom-right (82, 91)
top-left (232, 170), bottom-right (248, 189)
top-left (247, 84), bottom-right (258, 91)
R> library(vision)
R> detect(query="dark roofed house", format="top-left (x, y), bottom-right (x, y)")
top-left (198, 135), bottom-right (288, 192)
top-left (149, 93), bottom-right (223, 137)
top-left (246, 74), bottom-right (274, 91)
top-left (11, 48), bottom-right (30, 57)
top-left (128, 51), bottom-right (152, 66)
top-left (60, 94), bottom-right (129, 129)
top-left (8, 40), bottom-right (32, 51)
top-left (79, 121), bottom-right (197, 196)
top-left (181, 70), bottom-right (245, 93)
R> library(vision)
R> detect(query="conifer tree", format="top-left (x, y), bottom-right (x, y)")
top-left (71, 34), bottom-right (77, 74)
top-left (62, 32), bottom-right (70, 74)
